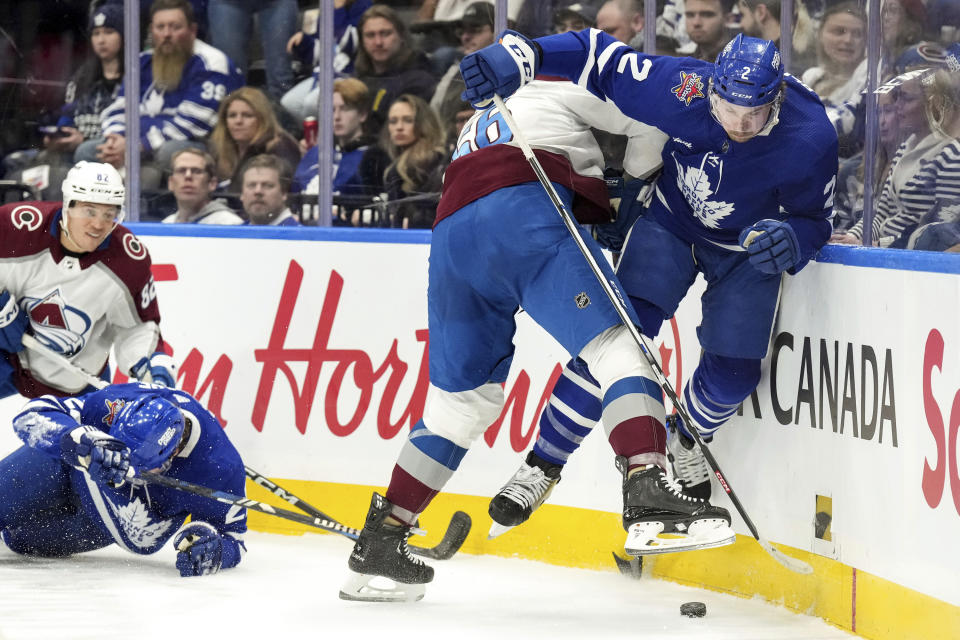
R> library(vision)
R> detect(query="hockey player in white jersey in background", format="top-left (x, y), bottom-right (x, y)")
top-left (0, 161), bottom-right (176, 399)
top-left (460, 30), bottom-right (838, 532)
top-left (341, 77), bottom-right (736, 603)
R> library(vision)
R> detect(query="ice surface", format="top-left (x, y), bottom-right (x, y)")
top-left (0, 531), bottom-right (852, 640)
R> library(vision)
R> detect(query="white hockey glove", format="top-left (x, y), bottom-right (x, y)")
top-left (131, 351), bottom-right (177, 387)
top-left (0, 290), bottom-right (29, 354)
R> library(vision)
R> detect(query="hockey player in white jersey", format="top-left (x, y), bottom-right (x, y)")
top-left (342, 79), bottom-right (735, 603)
top-left (0, 161), bottom-right (175, 399)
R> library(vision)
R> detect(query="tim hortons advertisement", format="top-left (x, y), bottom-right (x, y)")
top-left (0, 231), bottom-right (956, 606)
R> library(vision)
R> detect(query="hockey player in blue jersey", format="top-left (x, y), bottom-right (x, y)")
top-left (459, 30), bottom-right (838, 531)
top-left (0, 382), bottom-right (247, 576)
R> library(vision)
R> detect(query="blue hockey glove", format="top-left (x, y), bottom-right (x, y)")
top-left (60, 425), bottom-right (131, 487)
top-left (131, 351), bottom-right (177, 387)
top-left (0, 290), bottom-right (29, 353)
top-left (460, 30), bottom-right (540, 108)
top-left (174, 522), bottom-right (225, 576)
top-left (594, 175), bottom-right (656, 252)
top-left (738, 219), bottom-right (801, 275)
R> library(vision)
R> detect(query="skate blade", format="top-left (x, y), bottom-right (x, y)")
top-left (624, 519), bottom-right (735, 556)
top-left (338, 572), bottom-right (426, 603)
top-left (487, 521), bottom-right (515, 539)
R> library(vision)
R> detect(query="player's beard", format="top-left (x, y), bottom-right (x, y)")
top-left (152, 44), bottom-right (191, 91)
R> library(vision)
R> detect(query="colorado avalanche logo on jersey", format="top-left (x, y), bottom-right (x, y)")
top-left (11, 205), bottom-right (43, 232)
top-left (673, 152), bottom-right (736, 229)
top-left (25, 289), bottom-right (92, 356)
top-left (671, 71), bottom-right (705, 105)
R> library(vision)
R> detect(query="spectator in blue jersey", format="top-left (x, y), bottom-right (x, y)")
top-left (75, 0), bottom-right (244, 190)
top-left (162, 148), bottom-right (243, 224)
top-left (206, 0), bottom-right (297, 100)
top-left (0, 382), bottom-right (247, 576)
top-left (292, 78), bottom-right (390, 201)
top-left (239, 154), bottom-right (300, 226)
top-left (3, 2), bottom-right (124, 200)
top-left (380, 95), bottom-right (447, 229)
top-left (459, 30), bottom-right (837, 512)
top-left (207, 87), bottom-right (301, 191)
top-left (353, 5), bottom-right (438, 133)
top-left (281, 0), bottom-right (372, 123)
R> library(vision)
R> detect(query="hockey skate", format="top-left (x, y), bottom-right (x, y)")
top-left (339, 493), bottom-right (434, 602)
top-left (666, 414), bottom-right (713, 500)
top-left (487, 451), bottom-right (562, 538)
top-left (619, 458), bottom-right (735, 556)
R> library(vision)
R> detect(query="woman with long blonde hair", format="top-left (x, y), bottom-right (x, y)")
top-left (379, 94), bottom-right (447, 228)
top-left (208, 86), bottom-right (301, 189)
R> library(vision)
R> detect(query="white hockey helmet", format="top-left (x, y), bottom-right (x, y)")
top-left (61, 161), bottom-right (126, 223)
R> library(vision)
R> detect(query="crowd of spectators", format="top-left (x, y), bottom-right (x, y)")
top-left (1, 0), bottom-right (958, 246)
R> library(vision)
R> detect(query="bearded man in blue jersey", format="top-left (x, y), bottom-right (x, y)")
top-left (458, 30), bottom-right (838, 531)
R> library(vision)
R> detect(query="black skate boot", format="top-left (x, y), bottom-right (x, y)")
top-left (618, 458), bottom-right (734, 556)
top-left (487, 451), bottom-right (562, 538)
top-left (665, 414), bottom-right (713, 500)
top-left (339, 493), bottom-right (434, 602)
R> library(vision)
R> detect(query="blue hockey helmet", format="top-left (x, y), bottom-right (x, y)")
top-left (112, 394), bottom-right (185, 472)
top-left (712, 34), bottom-right (784, 107)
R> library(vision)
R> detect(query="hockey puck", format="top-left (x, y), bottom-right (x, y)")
top-left (680, 601), bottom-right (707, 618)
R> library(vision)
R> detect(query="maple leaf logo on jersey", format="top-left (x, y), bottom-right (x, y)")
top-left (144, 87), bottom-right (165, 116)
top-left (103, 399), bottom-right (126, 426)
top-left (105, 494), bottom-right (176, 551)
top-left (673, 153), bottom-right (735, 228)
top-left (671, 71), bottom-right (705, 105)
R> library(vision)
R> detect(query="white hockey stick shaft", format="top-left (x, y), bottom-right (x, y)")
top-left (491, 94), bottom-right (812, 575)
top-left (21, 334), bottom-right (108, 390)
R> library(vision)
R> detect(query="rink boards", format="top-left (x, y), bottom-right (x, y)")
top-left (0, 225), bottom-right (957, 639)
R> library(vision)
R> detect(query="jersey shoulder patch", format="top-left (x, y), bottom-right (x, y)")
top-left (0, 201), bottom-right (62, 257)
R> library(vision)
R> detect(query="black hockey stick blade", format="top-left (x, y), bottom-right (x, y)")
top-left (612, 552), bottom-right (642, 579)
top-left (411, 511), bottom-right (472, 560)
top-left (245, 465), bottom-right (469, 560)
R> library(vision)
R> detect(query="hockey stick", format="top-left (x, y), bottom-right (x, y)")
top-left (139, 470), bottom-right (470, 559)
top-left (135, 470), bottom-right (362, 537)
top-left (243, 466), bottom-right (471, 561)
top-left (21, 335), bottom-right (471, 560)
top-left (492, 95), bottom-right (812, 575)
top-left (22, 334), bottom-right (109, 390)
